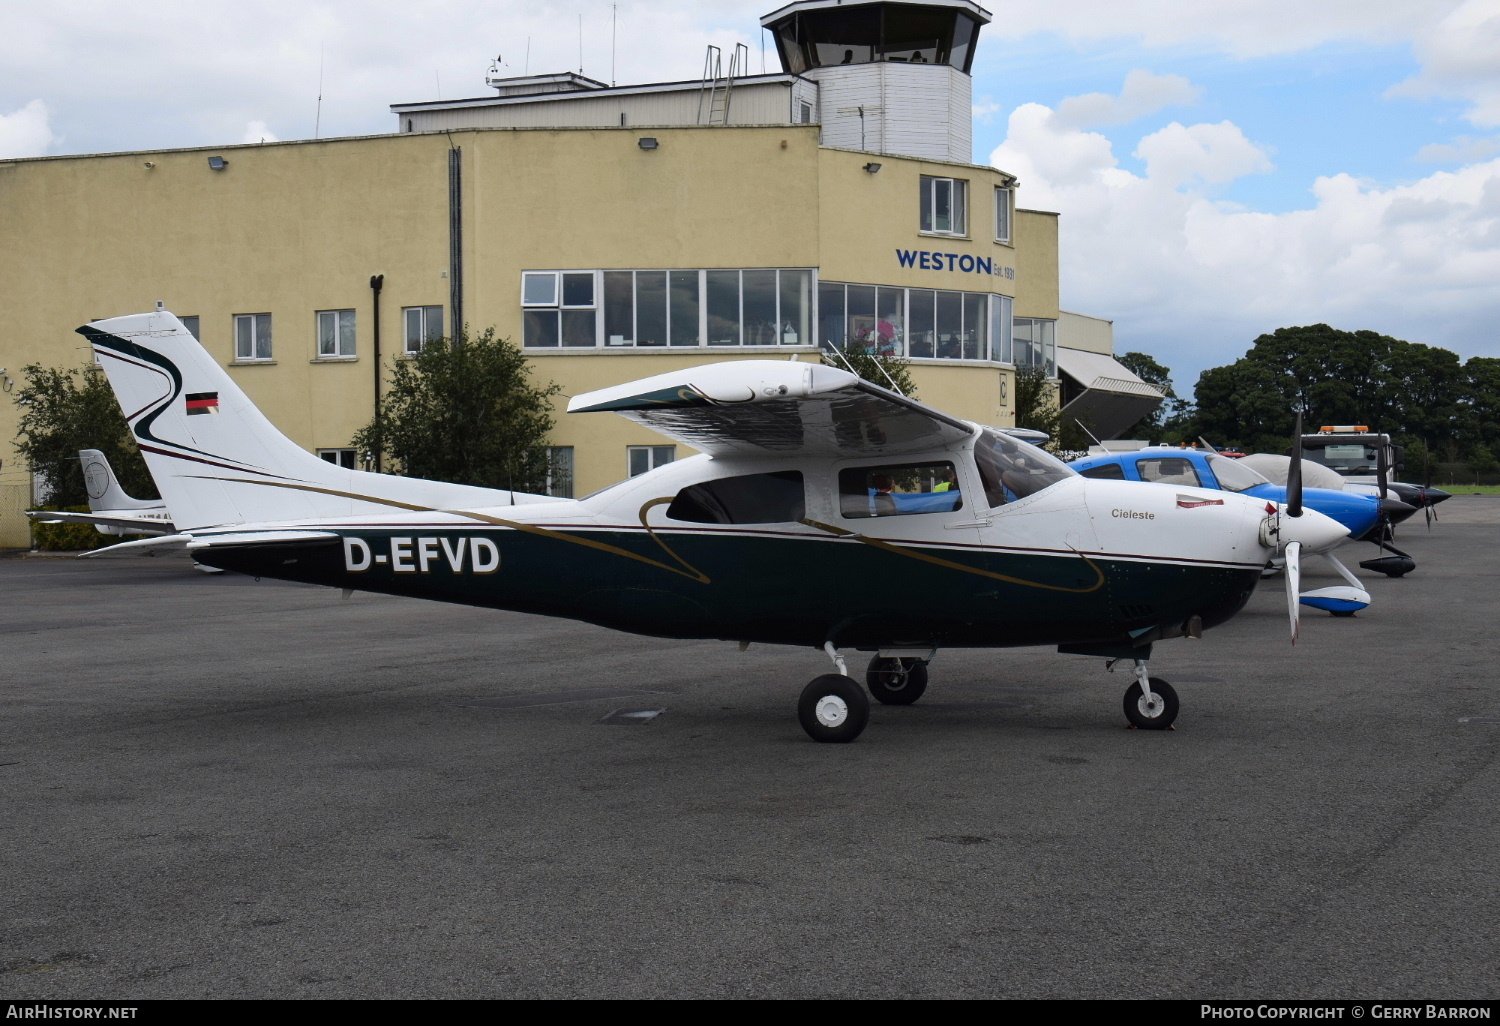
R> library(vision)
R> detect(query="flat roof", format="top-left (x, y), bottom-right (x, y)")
top-left (760, 0), bottom-right (993, 28)
top-left (392, 73), bottom-right (803, 114)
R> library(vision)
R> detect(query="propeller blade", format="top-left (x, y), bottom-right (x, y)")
top-left (1425, 502), bottom-right (1433, 531)
top-left (1376, 443), bottom-right (1389, 502)
top-left (1285, 540), bottom-right (1301, 645)
top-left (1287, 410), bottom-right (1304, 518)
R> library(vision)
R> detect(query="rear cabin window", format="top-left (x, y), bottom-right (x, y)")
top-left (1136, 457), bottom-right (1201, 486)
top-left (838, 462), bottom-right (962, 519)
top-left (667, 471), bottom-right (806, 524)
top-left (974, 427), bottom-right (1075, 507)
top-left (1078, 462), bottom-right (1126, 480)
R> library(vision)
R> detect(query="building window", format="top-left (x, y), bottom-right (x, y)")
top-left (800, 102), bottom-right (813, 124)
top-left (628, 445), bottom-right (675, 477)
top-left (546, 446), bottom-right (574, 498)
top-left (920, 176), bottom-right (967, 236)
top-left (403, 306), bottom-right (444, 354)
top-left (180, 316), bottom-right (200, 340)
top-left (317, 309), bottom-right (356, 358)
top-left (318, 448), bottom-right (358, 470)
top-left (234, 313), bottom-right (273, 361)
top-left (524, 272), bottom-right (597, 348)
top-left (995, 186), bottom-right (1012, 244)
top-left (523, 269), bottom-right (813, 349)
top-left (818, 281), bottom-right (1001, 362)
top-left (1013, 317), bottom-right (1057, 376)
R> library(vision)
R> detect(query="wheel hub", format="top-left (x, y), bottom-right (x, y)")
top-left (815, 695), bottom-right (849, 727)
top-left (1137, 691), bottom-right (1164, 719)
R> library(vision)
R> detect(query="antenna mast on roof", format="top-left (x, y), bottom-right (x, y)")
top-left (578, 13), bottom-right (584, 75)
top-left (314, 44), bottom-right (324, 138)
top-left (611, 3), bottom-right (617, 87)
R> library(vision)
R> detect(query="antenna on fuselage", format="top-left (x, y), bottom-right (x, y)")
top-left (1075, 418), bottom-right (1102, 447)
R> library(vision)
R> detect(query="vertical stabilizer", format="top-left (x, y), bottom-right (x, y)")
top-left (80, 449), bottom-right (159, 513)
top-left (82, 311), bottom-right (555, 531)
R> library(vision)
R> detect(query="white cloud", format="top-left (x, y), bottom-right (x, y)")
top-left (972, 98), bottom-right (1005, 124)
top-left (242, 120), bottom-right (279, 144)
top-left (1053, 69), bottom-right (1201, 129)
top-left (989, 100), bottom-right (1500, 385)
top-left (1387, 0), bottom-right (1500, 128)
top-left (0, 99), bottom-right (60, 158)
top-left (1134, 120), bottom-right (1273, 187)
top-left (1416, 135), bottom-right (1500, 162)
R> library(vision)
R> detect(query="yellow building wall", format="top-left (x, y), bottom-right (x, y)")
top-left (0, 125), bottom-right (1059, 547)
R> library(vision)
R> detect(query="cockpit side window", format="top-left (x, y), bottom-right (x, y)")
top-left (837, 461), bottom-right (962, 519)
top-left (974, 427), bottom-right (1075, 508)
top-left (1205, 453), bottom-right (1269, 492)
top-left (667, 471), bottom-right (806, 524)
top-left (1135, 457), bottom-right (1200, 486)
top-left (1078, 462), bottom-right (1126, 480)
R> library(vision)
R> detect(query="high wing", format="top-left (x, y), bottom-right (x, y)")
top-left (566, 360), bottom-right (976, 458)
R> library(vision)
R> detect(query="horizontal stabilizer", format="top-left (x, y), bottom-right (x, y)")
top-left (81, 534), bottom-right (194, 558)
top-left (27, 509), bottom-right (176, 535)
top-left (185, 531), bottom-right (342, 550)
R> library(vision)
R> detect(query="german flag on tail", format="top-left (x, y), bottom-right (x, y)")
top-left (186, 391), bottom-right (220, 415)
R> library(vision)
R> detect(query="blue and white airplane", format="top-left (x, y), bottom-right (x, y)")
top-left (1070, 447), bottom-right (1415, 615)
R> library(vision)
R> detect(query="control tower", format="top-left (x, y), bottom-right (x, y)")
top-left (761, 0), bottom-right (991, 162)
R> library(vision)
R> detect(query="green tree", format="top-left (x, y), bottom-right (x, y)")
top-left (1013, 366), bottom-right (1061, 445)
top-left (1191, 324), bottom-right (1468, 454)
top-left (354, 328), bottom-right (562, 492)
top-left (11, 363), bottom-right (156, 507)
top-left (1115, 351), bottom-right (1190, 440)
top-left (822, 343), bottom-right (918, 399)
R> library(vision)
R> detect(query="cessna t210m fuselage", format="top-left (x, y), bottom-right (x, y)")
top-left (80, 310), bottom-right (1348, 742)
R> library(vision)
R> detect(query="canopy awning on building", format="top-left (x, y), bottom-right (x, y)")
top-left (1055, 347), bottom-right (1164, 440)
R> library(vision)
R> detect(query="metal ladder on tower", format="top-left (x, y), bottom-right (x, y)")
top-left (697, 42), bottom-right (749, 126)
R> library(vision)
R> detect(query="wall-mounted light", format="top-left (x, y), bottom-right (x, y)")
top-left (0, 368), bottom-right (13, 393)
top-left (143, 161), bottom-right (156, 169)
top-left (207, 155), bottom-right (228, 170)
top-left (637, 137), bottom-right (659, 151)
top-left (863, 162), bottom-right (882, 174)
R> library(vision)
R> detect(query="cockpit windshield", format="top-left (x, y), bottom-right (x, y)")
top-left (974, 427), bottom-right (1076, 507)
top-left (1206, 453), bottom-right (1269, 492)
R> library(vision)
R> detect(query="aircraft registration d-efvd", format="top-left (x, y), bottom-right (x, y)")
top-left (80, 310), bottom-right (1350, 743)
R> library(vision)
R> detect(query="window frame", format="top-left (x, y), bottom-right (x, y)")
top-left (919, 175), bottom-right (968, 238)
top-left (316, 308), bottom-right (357, 359)
top-left (317, 448), bottom-right (358, 470)
top-left (994, 185), bottom-right (1013, 244)
top-left (233, 313), bottom-right (273, 362)
top-left (402, 305), bottom-right (444, 355)
top-left (521, 268), bottom-right (816, 350)
top-left (627, 445), bottom-right (676, 477)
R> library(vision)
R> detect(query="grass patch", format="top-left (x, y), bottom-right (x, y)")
top-left (1443, 484), bottom-right (1500, 495)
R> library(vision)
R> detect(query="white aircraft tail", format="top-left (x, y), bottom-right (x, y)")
top-left (83, 310), bottom-right (556, 530)
top-left (80, 449), bottom-right (159, 512)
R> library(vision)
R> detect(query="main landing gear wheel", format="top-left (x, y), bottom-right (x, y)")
top-left (865, 657), bottom-right (929, 705)
top-left (1123, 678), bottom-right (1179, 730)
top-left (798, 674), bottom-right (870, 743)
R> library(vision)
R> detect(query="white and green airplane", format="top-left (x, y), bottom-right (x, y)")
top-left (78, 309), bottom-right (1349, 743)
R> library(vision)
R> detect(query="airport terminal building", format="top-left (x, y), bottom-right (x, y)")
top-left (0, 0), bottom-right (1160, 548)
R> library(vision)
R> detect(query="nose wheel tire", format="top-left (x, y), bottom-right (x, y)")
top-left (1123, 678), bottom-right (1179, 730)
top-left (798, 674), bottom-right (870, 743)
top-left (865, 657), bottom-right (929, 705)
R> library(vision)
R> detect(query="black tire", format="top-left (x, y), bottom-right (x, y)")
top-left (1123, 678), bottom-right (1179, 730)
top-left (798, 674), bottom-right (870, 743)
top-left (865, 657), bottom-right (929, 705)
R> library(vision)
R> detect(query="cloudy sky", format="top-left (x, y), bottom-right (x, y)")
top-left (3, 0), bottom-right (1498, 393)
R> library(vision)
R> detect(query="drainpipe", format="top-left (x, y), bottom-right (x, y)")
top-left (448, 146), bottom-right (463, 335)
top-left (370, 273), bottom-right (384, 472)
